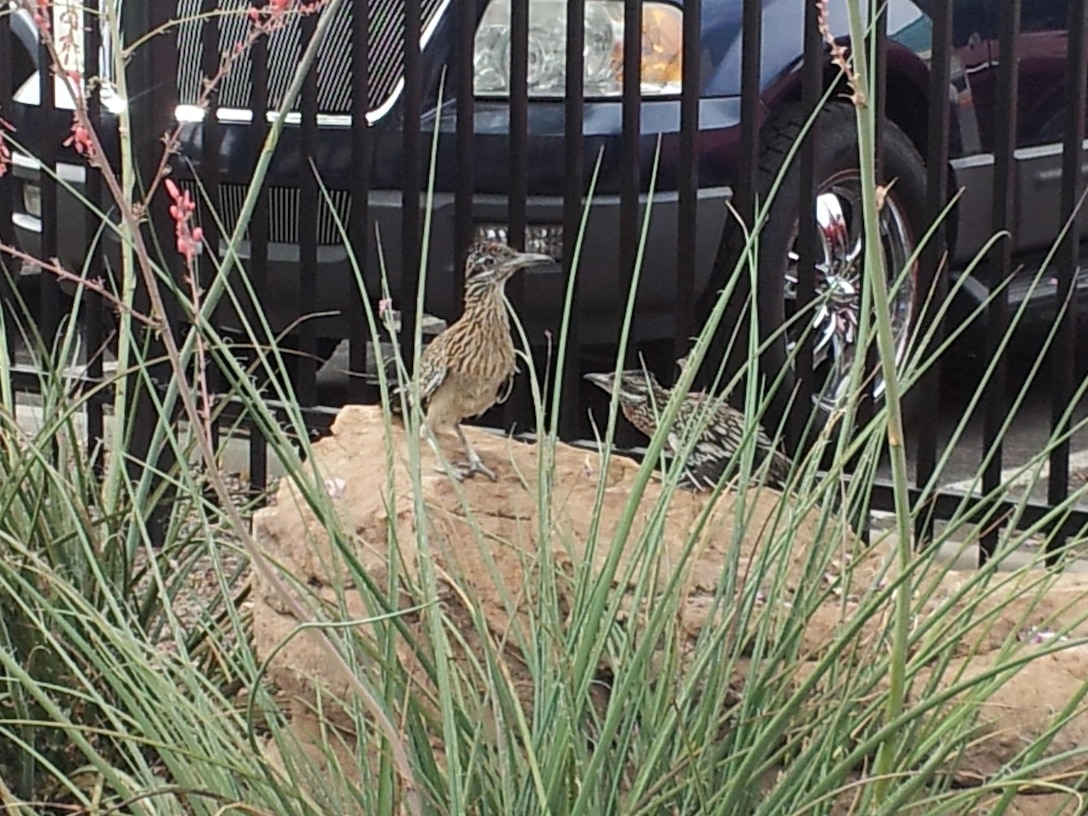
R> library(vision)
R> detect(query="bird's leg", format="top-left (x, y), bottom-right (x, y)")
top-left (421, 424), bottom-right (468, 480)
top-left (456, 424), bottom-right (497, 482)
top-left (420, 422), bottom-right (480, 481)
top-left (425, 433), bottom-right (459, 477)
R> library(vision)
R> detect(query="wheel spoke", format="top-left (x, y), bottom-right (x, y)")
top-left (816, 192), bottom-right (850, 275)
top-left (785, 175), bottom-right (916, 414)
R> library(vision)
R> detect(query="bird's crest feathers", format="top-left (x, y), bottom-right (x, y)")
top-left (463, 241), bottom-right (553, 293)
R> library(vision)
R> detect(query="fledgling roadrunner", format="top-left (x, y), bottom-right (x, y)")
top-left (413, 241), bottom-right (552, 480)
top-left (584, 369), bottom-right (793, 491)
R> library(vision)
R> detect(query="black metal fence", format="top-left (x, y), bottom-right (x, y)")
top-left (2, 0), bottom-right (1088, 560)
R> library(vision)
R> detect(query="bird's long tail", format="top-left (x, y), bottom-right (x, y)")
top-left (380, 356), bottom-right (411, 415)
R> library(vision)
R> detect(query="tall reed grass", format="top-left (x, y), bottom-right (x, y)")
top-left (1, 0), bottom-right (1088, 814)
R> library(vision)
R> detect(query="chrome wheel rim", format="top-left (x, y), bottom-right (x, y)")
top-left (783, 173), bottom-right (916, 413)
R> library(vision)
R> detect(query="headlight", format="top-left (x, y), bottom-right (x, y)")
top-left (23, 182), bottom-right (42, 219)
top-left (473, 0), bottom-right (683, 98)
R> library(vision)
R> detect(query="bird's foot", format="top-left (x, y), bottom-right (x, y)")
top-left (432, 458), bottom-right (497, 482)
top-left (467, 456), bottom-right (498, 482)
top-left (432, 463), bottom-right (469, 481)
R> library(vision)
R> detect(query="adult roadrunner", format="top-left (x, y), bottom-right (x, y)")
top-left (584, 369), bottom-right (793, 491)
top-left (413, 241), bottom-right (551, 480)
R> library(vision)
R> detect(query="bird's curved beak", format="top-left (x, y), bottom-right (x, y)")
top-left (498, 250), bottom-right (554, 281)
top-left (583, 372), bottom-right (615, 392)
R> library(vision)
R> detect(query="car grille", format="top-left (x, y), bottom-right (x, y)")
top-left (175, 0), bottom-right (447, 117)
top-left (181, 180), bottom-right (351, 245)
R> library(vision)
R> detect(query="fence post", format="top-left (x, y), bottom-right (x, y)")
top-left (0, 7), bottom-right (15, 362)
top-left (122, 0), bottom-right (180, 547)
top-left (913, 0), bottom-right (953, 549)
top-left (559, 0), bottom-right (585, 440)
top-left (980, 0), bottom-right (1020, 564)
top-left (702, 0), bottom-right (761, 418)
top-left (1047, 0), bottom-right (1088, 564)
top-left (83, 0), bottom-right (106, 473)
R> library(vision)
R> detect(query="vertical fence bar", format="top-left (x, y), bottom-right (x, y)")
top-left (559, 0), bottom-right (584, 440)
top-left (674, 0), bottom-right (700, 368)
top-left (400, 0), bottom-right (422, 367)
top-left (735, 0), bottom-right (761, 247)
top-left (296, 13), bottom-right (320, 408)
top-left (83, 0), bottom-right (105, 465)
top-left (347, 0), bottom-right (374, 403)
top-left (125, 0), bottom-right (180, 546)
top-left (0, 3), bottom-right (16, 359)
top-left (200, 0), bottom-right (221, 450)
top-left (619, 0), bottom-right (642, 359)
top-left (612, 0), bottom-right (642, 448)
top-left (791, 0), bottom-right (822, 455)
top-left (980, 0), bottom-right (1020, 564)
top-left (592, 0), bottom-right (638, 452)
top-left (453, 0), bottom-right (475, 299)
top-left (705, 0), bottom-right (760, 403)
top-left (1048, 0), bottom-right (1088, 561)
top-left (870, 0), bottom-right (886, 171)
top-left (915, 0), bottom-right (952, 547)
top-left (507, 0), bottom-right (528, 250)
top-left (247, 5), bottom-right (271, 490)
top-left (37, 12), bottom-right (59, 345)
top-left (502, 0), bottom-right (529, 428)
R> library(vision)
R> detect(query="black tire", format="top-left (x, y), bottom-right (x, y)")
top-left (752, 101), bottom-right (927, 445)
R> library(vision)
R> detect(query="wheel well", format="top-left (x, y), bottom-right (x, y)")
top-left (810, 63), bottom-right (959, 252)
top-left (817, 65), bottom-right (929, 157)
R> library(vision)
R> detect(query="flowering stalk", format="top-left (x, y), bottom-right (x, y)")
top-left (165, 178), bottom-right (213, 445)
top-left (62, 106), bottom-right (95, 158)
top-left (164, 178), bottom-right (205, 262)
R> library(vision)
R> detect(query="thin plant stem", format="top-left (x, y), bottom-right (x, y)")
top-left (841, 0), bottom-right (915, 798)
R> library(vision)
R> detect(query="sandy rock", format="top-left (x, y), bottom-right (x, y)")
top-left (911, 644), bottom-right (1088, 787)
top-left (829, 787), bottom-right (1084, 815)
top-left (251, 406), bottom-right (844, 760)
top-left (251, 405), bottom-right (853, 656)
top-left (994, 794), bottom-right (1085, 815)
top-left (911, 568), bottom-right (1088, 657)
top-left (251, 405), bottom-right (1088, 804)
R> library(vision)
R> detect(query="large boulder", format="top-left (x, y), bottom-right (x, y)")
top-left (251, 405), bottom-right (1088, 810)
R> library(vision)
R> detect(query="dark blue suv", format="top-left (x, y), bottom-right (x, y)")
top-left (6, 0), bottom-right (1088, 414)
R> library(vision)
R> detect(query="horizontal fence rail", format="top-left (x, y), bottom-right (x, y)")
top-left (2, 0), bottom-right (1088, 557)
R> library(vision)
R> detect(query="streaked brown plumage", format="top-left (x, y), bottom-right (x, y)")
top-left (414, 241), bottom-right (552, 480)
top-left (584, 368), bottom-right (793, 491)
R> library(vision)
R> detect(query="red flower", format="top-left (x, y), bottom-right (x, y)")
top-left (247, 0), bottom-right (328, 35)
top-left (62, 112), bottom-right (95, 158)
top-left (165, 178), bottom-right (205, 262)
top-left (33, 0), bottom-right (50, 33)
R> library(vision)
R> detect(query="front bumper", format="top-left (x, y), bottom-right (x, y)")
top-left (10, 158), bottom-right (732, 345)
